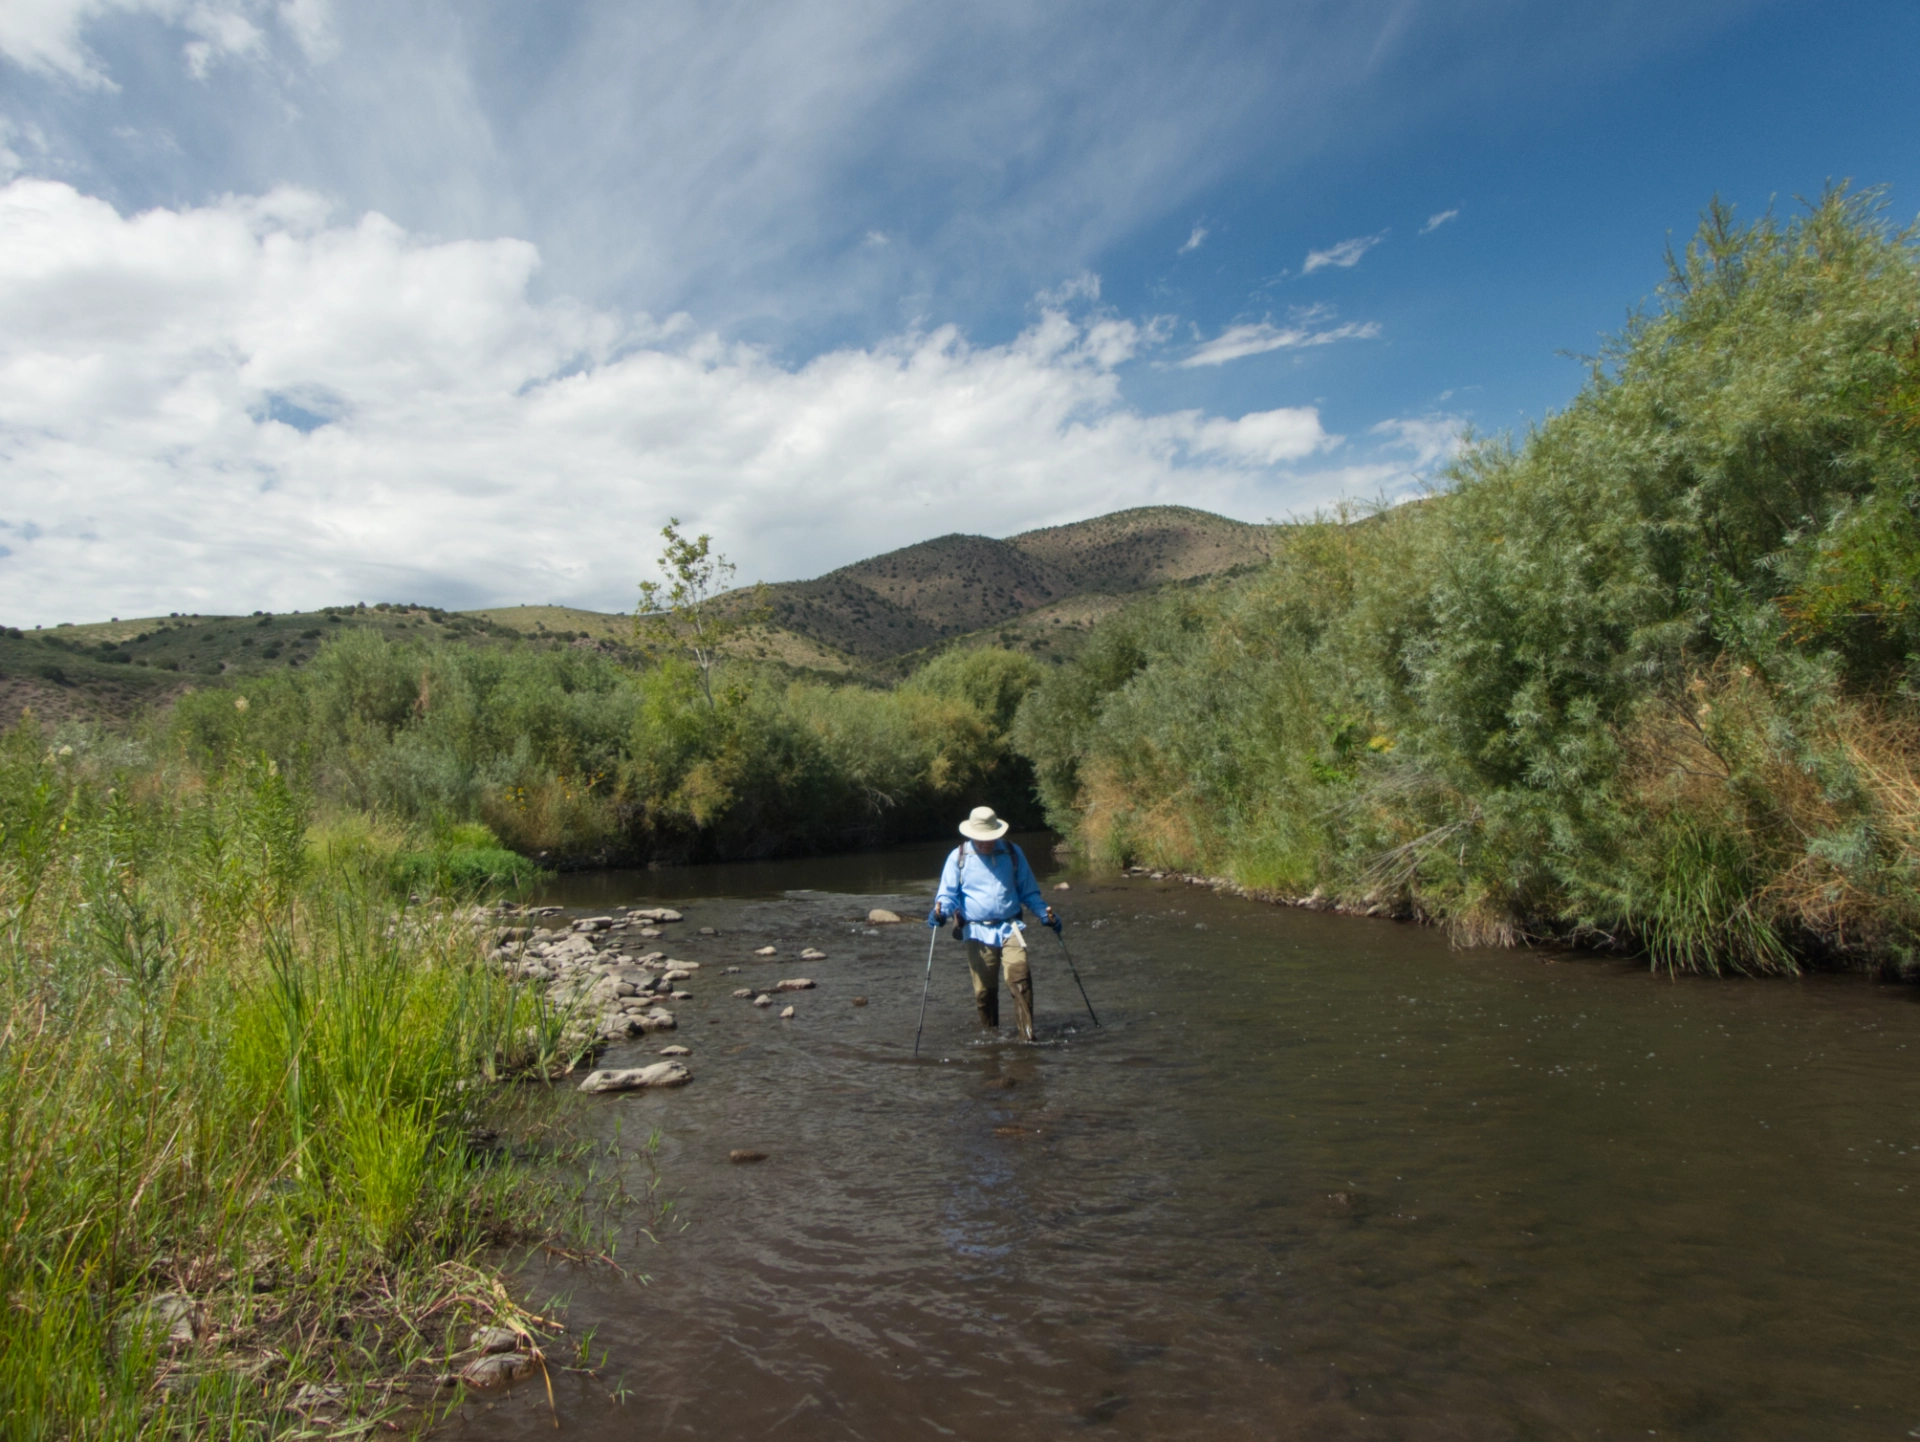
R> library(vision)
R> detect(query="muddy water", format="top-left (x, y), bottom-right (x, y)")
top-left (451, 838), bottom-right (1920, 1440)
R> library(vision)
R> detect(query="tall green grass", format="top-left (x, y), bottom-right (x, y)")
top-left (0, 719), bottom-right (579, 1439)
top-left (1016, 189), bottom-right (1920, 974)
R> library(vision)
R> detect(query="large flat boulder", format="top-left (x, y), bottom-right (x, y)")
top-left (578, 1061), bottom-right (691, 1093)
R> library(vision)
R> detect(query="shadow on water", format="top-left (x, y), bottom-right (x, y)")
top-left (448, 843), bottom-right (1920, 1440)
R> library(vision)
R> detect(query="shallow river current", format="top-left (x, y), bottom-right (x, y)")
top-left (449, 837), bottom-right (1920, 1441)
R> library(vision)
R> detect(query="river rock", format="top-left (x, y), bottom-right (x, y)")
top-left (867, 909), bottom-right (902, 924)
top-left (658, 1044), bottom-right (691, 1056)
top-left (629, 907), bottom-right (683, 923)
top-left (460, 1352), bottom-right (535, 1386)
top-left (573, 916), bottom-right (614, 932)
top-left (131, 1293), bottom-right (205, 1351)
top-left (799, 948), bottom-right (827, 960)
top-left (635, 926), bottom-right (662, 938)
top-left (779, 1005), bottom-right (796, 1019)
top-left (774, 978), bottom-right (815, 991)
top-left (290, 1382), bottom-right (350, 1413)
top-left (1053, 882), bottom-right (1070, 891)
top-left (472, 1326), bottom-right (524, 1355)
top-left (852, 996), bottom-right (868, 1006)
top-left (671, 989), bottom-right (693, 1000)
top-left (578, 1061), bottom-right (691, 1092)
top-left (638, 1007), bottom-right (677, 1032)
top-left (732, 987), bottom-right (754, 998)
top-left (494, 926), bottom-right (533, 944)
top-left (729, 1149), bottom-right (767, 1163)
top-left (753, 994), bottom-right (773, 1008)
top-left (753, 945), bottom-right (777, 956)
top-left (699, 926), bottom-right (718, 935)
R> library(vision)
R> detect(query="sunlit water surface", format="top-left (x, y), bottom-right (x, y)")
top-left (446, 837), bottom-right (1920, 1440)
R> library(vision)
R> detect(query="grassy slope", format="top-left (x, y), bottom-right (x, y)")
top-left (0, 607), bottom-right (528, 720)
top-left (1008, 504), bottom-right (1277, 590)
top-left (466, 605), bottom-right (857, 673)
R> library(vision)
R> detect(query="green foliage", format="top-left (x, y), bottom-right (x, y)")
top-left (160, 628), bottom-right (1038, 865)
top-left (903, 646), bottom-right (1046, 732)
top-left (0, 720), bottom-right (570, 1438)
top-left (1017, 189), bottom-right (1920, 972)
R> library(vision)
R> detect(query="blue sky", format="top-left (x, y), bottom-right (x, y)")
top-left (1, 0), bottom-right (1915, 623)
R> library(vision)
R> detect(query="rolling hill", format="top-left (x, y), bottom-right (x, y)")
top-left (1, 506), bottom-right (1276, 716)
top-left (751, 505), bottom-right (1276, 664)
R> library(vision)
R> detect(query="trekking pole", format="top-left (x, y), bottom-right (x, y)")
top-left (912, 923), bottom-right (937, 1057)
top-left (1049, 924), bottom-right (1100, 1027)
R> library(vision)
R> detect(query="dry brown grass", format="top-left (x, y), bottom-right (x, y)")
top-left (1621, 664), bottom-right (1920, 957)
top-left (481, 774), bottom-right (621, 857)
top-left (1075, 758), bottom-right (1210, 872)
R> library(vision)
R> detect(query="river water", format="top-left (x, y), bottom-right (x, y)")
top-left (450, 837), bottom-right (1920, 1441)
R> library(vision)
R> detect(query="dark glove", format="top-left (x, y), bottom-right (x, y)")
top-left (1045, 911), bottom-right (1062, 934)
top-left (927, 906), bottom-right (943, 929)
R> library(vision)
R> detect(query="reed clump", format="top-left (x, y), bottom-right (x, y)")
top-left (1016, 188), bottom-right (1920, 974)
top-left (0, 716), bottom-right (586, 1438)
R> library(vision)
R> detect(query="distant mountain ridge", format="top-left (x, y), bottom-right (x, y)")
top-left (759, 505), bottom-right (1276, 663)
top-left (1, 506), bottom-right (1278, 715)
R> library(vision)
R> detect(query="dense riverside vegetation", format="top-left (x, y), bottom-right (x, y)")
top-left (165, 638), bottom-right (1044, 867)
top-left (0, 719), bottom-right (606, 1438)
top-left (1017, 192), bottom-right (1920, 974)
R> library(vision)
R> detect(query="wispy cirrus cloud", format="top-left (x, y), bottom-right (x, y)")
top-left (1178, 223), bottom-right (1208, 254)
top-left (1178, 311), bottom-right (1380, 367)
top-left (1419, 208), bottom-right (1458, 234)
top-left (1372, 413), bottom-right (1466, 468)
top-left (1302, 231), bottom-right (1385, 273)
top-left (0, 0), bottom-right (303, 85)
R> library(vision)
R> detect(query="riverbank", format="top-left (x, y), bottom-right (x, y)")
top-left (0, 724), bottom-right (633, 1439)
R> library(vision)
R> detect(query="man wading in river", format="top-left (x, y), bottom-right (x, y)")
top-left (929, 806), bottom-right (1058, 1041)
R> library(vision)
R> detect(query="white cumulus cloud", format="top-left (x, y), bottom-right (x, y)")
top-left (1302, 231), bottom-right (1385, 273)
top-left (0, 180), bottom-right (1393, 624)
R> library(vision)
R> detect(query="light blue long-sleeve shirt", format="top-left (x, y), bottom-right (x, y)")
top-left (934, 841), bottom-right (1048, 946)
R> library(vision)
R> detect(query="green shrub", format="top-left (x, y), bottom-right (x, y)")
top-left (1016, 189), bottom-right (1920, 972)
top-left (166, 636), bottom-right (1043, 866)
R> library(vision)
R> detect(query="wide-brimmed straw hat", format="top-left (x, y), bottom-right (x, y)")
top-left (958, 805), bottom-right (1009, 841)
